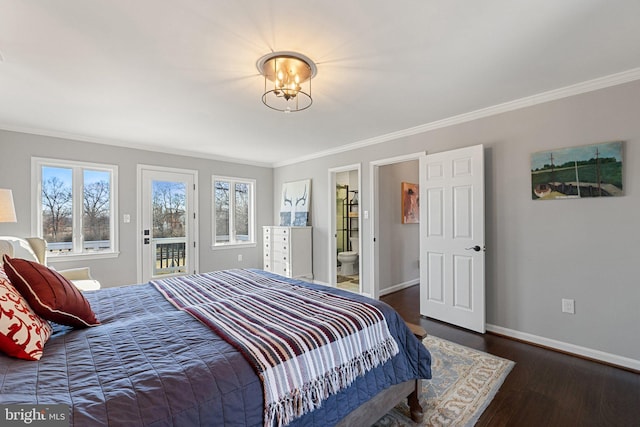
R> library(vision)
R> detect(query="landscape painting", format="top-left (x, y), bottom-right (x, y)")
top-left (531, 141), bottom-right (623, 200)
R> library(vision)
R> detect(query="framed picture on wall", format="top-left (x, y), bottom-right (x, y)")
top-left (279, 179), bottom-right (311, 226)
top-left (531, 141), bottom-right (623, 200)
top-left (401, 182), bottom-right (419, 224)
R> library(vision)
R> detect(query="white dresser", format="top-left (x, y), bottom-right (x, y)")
top-left (263, 226), bottom-right (313, 279)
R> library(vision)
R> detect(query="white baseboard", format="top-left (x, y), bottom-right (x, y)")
top-left (486, 324), bottom-right (640, 372)
top-left (378, 279), bottom-right (419, 297)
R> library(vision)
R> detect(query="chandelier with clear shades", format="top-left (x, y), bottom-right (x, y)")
top-left (257, 52), bottom-right (317, 113)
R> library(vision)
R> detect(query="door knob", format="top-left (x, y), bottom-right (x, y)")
top-left (465, 245), bottom-right (484, 252)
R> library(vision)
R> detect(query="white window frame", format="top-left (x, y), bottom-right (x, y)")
top-left (212, 175), bottom-right (256, 249)
top-left (31, 157), bottom-right (119, 262)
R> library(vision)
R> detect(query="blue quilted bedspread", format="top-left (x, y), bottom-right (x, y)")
top-left (0, 270), bottom-right (431, 426)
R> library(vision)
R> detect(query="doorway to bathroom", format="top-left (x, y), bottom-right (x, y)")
top-left (328, 164), bottom-right (361, 293)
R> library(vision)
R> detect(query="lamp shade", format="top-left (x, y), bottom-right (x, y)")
top-left (0, 189), bottom-right (17, 223)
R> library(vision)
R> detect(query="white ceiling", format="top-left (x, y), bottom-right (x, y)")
top-left (1, 1), bottom-right (640, 167)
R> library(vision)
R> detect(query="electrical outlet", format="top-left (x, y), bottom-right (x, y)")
top-left (237, 254), bottom-right (243, 262)
top-left (562, 298), bottom-right (575, 314)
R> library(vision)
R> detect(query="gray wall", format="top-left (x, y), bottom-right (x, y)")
top-left (0, 130), bottom-right (273, 286)
top-left (378, 161), bottom-right (419, 293)
top-left (1, 79), bottom-right (638, 363)
top-left (274, 80), bottom-right (640, 362)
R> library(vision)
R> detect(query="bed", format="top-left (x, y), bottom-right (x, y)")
top-left (0, 267), bottom-right (431, 426)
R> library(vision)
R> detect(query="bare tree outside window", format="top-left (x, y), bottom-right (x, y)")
top-left (215, 181), bottom-right (229, 243)
top-left (39, 161), bottom-right (116, 255)
top-left (83, 171), bottom-right (111, 250)
top-left (213, 177), bottom-right (254, 245)
top-left (42, 170), bottom-right (72, 244)
top-left (152, 181), bottom-right (186, 238)
top-left (149, 180), bottom-right (187, 275)
top-left (234, 183), bottom-right (249, 241)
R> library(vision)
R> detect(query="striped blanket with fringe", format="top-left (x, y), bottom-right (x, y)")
top-left (152, 269), bottom-right (399, 427)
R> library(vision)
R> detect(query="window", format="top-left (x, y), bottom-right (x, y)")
top-left (212, 176), bottom-right (255, 247)
top-left (32, 157), bottom-right (118, 259)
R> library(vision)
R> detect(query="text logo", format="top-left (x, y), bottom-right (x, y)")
top-left (1, 405), bottom-right (69, 426)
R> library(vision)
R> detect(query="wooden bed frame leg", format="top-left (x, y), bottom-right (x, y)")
top-left (405, 322), bottom-right (427, 423)
top-left (408, 379), bottom-right (424, 423)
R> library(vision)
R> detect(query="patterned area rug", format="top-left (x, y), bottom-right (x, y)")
top-left (374, 335), bottom-right (515, 426)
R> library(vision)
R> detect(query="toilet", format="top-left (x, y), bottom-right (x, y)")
top-left (338, 237), bottom-right (359, 276)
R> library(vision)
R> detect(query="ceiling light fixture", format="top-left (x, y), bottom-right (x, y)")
top-left (257, 52), bottom-right (317, 113)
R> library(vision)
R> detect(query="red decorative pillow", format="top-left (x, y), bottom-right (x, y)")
top-left (2, 255), bottom-right (99, 328)
top-left (0, 267), bottom-right (52, 360)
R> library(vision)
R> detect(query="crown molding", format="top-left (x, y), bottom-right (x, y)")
top-left (273, 67), bottom-right (640, 168)
top-left (3, 67), bottom-right (640, 169)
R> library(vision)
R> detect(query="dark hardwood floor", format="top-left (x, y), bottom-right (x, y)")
top-left (381, 285), bottom-right (640, 427)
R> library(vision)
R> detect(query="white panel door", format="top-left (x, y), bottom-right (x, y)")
top-left (139, 167), bottom-right (197, 283)
top-left (419, 145), bottom-right (485, 333)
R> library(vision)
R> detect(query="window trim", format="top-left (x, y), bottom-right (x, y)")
top-left (31, 157), bottom-right (119, 261)
top-left (211, 175), bottom-right (256, 249)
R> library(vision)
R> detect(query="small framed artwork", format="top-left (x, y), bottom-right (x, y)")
top-left (401, 182), bottom-right (419, 224)
top-left (279, 179), bottom-right (311, 226)
top-left (531, 141), bottom-right (623, 200)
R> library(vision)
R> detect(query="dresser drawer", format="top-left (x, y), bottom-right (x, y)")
top-left (273, 241), bottom-right (289, 253)
top-left (271, 249), bottom-right (289, 263)
top-left (262, 226), bottom-right (311, 279)
top-left (272, 232), bottom-right (289, 244)
top-left (273, 227), bottom-right (288, 236)
top-left (272, 261), bottom-right (290, 277)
